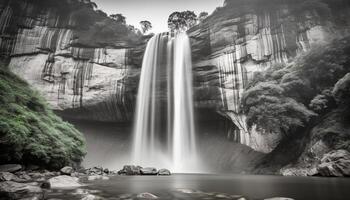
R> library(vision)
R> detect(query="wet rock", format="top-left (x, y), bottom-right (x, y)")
top-left (118, 165), bottom-right (142, 175)
top-left (60, 166), bottom-right (74, 175)
top-left (140, 167), bottom-right (158, 175)
top-left (81, 194), bottom-right (102, 200)
top-left (0, 164), bottom-right (22, 172)
top-left (157, 169), bottom-right (171, 176)
top-left (264, 198), bottom-right (295, 200)
top-left (136, 192), bottom-right (158, 199)
top-left (48, 175), bottom-right (82, 188)
top-left (16, 172), bottom-right (33, 181)
top-left (317, 150), bottom-right (350, 177)
top-left (0, 181), bottom-right (43, 199)
top-left (280, 167), bottom-right (318, 177)
top-left (0, 172), bottom-right (18, 181)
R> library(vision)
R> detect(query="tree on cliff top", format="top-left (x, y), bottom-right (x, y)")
top-left (140, 20), bottom-right (152, 34)
top-left (198, 12), bottom-right (209, 22)
top-left (168, 11), bottom-right (197, 32)
top-left (110, 13), bottom-right (126, 24)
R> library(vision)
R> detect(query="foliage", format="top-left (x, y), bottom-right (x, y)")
top-left (198, 12), bottom-right (209, 22)
top-left (168, 11), bottom-right (197, 32)
top-left (242, 82), bottom-right (316, 134)
top-left (110, 13), bottom-right (126, 24)
top-left (140, 21), bottom-right (152, 34)
top-left (0, 67), bottom-right (86, 169)
top-left (242, 36), bottom-right (350, 135)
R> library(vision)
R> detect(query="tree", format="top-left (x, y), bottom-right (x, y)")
top-left (198, 12), bottom-right (209, 22)
top-left (241, 82), bottom-right (316, 135)
top-left (110, 13), bottom-right (126, 24)
top-left (140, 20), bottom-right (152, 34)
top-left (168, 10), bottom-right (197, 32)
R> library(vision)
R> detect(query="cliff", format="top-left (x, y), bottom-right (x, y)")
top-left (188, 0), bottom-right (350, 153)
top-left (1, 0), bottom-right (350, 161)
top-left (0, 0), bottom-right (146, 122)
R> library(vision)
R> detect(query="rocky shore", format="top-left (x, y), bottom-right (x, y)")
top-left (0, 164), bottom-right (172, 200)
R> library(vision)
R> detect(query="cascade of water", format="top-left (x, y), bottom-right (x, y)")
top-left (132, 33), bottom-right (200, 173)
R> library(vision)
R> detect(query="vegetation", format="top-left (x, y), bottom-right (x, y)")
top-left (198, 12), bottom-right (209, 23)
top-left (110, 13), bottom-right (126, 24)
top-left (0, 66), bottom-right (86, 169)
top-left (168, 11), bottom-right (197, 32)
top-left (242, 36), bottom-right (350, 136)
top-left (140, 21), bottom-right (152, 34)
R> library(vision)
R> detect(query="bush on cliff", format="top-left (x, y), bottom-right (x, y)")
top-left (242, 36), bottom-right (350, 136)
top-left (0, 66), bottom-right (86, 169)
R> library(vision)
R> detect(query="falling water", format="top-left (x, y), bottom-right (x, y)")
top-left (132, 33), bottom-right (200, 173)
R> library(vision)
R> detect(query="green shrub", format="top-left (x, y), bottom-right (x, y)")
top-left (0, 67), bottom-right (86, 169)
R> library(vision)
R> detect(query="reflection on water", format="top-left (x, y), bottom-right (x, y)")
top-left (48, 174), bottom-right (350, 200)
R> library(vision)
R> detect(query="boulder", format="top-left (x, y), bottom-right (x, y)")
top-left (0, 172), bottom-right (18, 181)
top-left (157, 169), bottom-right (171, 176)
top-left (140, 167), bottom-right (158, 175)
top-left (118, 165), bottom-right (142, 175)
top-left (136, 192), bottom-right (159, 199)
top-left (60, 166), bottom-right (74, 175)
top-left (0, 164), bottom-right (22, 173)
top-left (48, 175), bottom-right (82, 188)
top-left (317, 150), bottom-right (350, 177)
top-left (0, 181), bottom-right (43, 199)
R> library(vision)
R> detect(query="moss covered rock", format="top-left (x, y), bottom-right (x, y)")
top-left (0, 66), bottom-right (86, 169)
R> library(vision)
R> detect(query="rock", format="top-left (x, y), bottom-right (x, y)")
top-left (118, 165), bottom-right (142, 175)
top-left (0, 172), bottom-right (18, 181)
top-left (157, 169), bottom-right (171, 176)
top-left (26, 165), bottom-right (40, 171)
top-left (0, 164), bottom-right (22, 172)
top-left (48, 175), bottom-right (82, 188)
top-left (136, 192), bottom-right (158, 199)
top-left (280, 167), bottom-right (318, 177)
top-left (317, 150), bottom-right (350, 177)
top-left (60, 166), bottom-right (74, 175)
top-left (140, 167), bottom-right (158, 175)
top-left (81, 194), bottom-right (102, 200)
top-left (264, 198), bottom-right (295, 200)
top-left (0, 181), bottom-right (43, 199)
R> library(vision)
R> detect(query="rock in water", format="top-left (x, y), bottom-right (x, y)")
top-left (317, 150), bottom-right (350, 177)
top-left (0, 181), bottom-right (43, 199)
top-left (0, 164), bottom-right (22, 173)
top-left (137, 192), bottom-right (159, 199)
top-left (157, 169), bottom-right (171, 176)
top-left (140, 168), bottom-right (158, 175)
top-left (60, 166), bottom-right (74, 175)
top-left (118, 165), bottom-right (142, 175)
top-left (48, 175), bottom-right (82, 188)
top-left (0, 172), bottom-right (18, 181)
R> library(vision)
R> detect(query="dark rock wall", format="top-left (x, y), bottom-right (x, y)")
top-left (0, 0), bottom-right (146, 122)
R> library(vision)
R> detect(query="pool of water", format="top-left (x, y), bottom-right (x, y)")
top-left (47, 174), bottom-right (350, 200)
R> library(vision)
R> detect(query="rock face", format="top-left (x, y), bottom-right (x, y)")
top-left (1, 0), bottom-right (145, 122)
top-left (189, 0), bottom-right (350, 152)
top-left (1, 0), bottom-right (350, 157)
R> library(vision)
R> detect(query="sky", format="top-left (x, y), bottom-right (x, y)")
top-left (93, 0), bottom-right (225, 33)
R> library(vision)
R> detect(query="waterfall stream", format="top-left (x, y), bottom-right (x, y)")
top-left (132, 33), bottom-right (200, 173)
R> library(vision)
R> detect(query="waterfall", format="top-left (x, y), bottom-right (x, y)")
top-left (132, 33), bottom-right (200, 173)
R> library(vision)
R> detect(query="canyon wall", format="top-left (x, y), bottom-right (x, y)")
top-left (0, 0), bottom-right (145, 122)
top-left (1, 0), bottom-right (350, 155)
top-left (189, 0), bottom-right (350, 152)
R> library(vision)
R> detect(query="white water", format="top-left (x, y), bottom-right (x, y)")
top-left (132, 33), bottom-right (200, 173)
